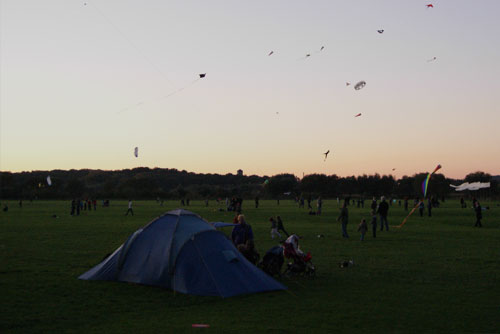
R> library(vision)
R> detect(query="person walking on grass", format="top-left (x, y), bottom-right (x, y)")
top-left (276, 216), bottom-right (289, 237)
top-left (125, 200), bottom-right (134, 216)
top-left (337, 201), bottom-right (349, 238)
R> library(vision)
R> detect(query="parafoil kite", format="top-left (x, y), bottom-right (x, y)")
top-left (377, 30), bottom-right (384, 34)
top-left (134, 147), bottom-right (138, 158)
top-left (426, 4), bottom-right (434, 8)
top-left (450, 182), bottom-right (490, 191)
top-left (354, 81), bottom-right (366, 90)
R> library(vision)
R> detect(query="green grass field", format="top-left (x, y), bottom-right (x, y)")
top-left (1, 199), bottom-right (499, 333)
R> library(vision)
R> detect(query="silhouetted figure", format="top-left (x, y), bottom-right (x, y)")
top-left (474, 201), bottom-right (482, 227)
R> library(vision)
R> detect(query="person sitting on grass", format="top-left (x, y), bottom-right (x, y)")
top-left (232, 215), bottom-right (259, 263)
top-left (283, 234), bottom-right (307, 273)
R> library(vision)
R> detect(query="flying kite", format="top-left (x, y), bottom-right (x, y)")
top-left (268, 51), bottom-right (274, 56)
top-left (199, 73), bottom-right (206, 78)
top-left (47, 176), bottom-right (52, 186)
top-left (422, 164), bottom-right (442, 198)
top-left (392, 168), bottom-right (396, 171)
top-left (323, 150), bottom-right (330, 161)
top-left (426, 4), bottom-right (434, 8)
top-left (320, 46), bottom-right (325, 51)
top-left (134, 147), bottom-right (138, 158)
top-left (354, 81), bottom-right (366, 90)
top-left (427, 57), bottom-right (437, 62)
top-left (450, 182), bottom-right (490, 191)
top-left (397, 164), bottom-right (442, 228)
top-left (306, 54), bottom-right (311, 58)
top-left (355, 113), bottom-right (362, 117)
top-left (346, 82), bottom-right (351, 86)
top-left (377, 30), bottom-right (384, 34)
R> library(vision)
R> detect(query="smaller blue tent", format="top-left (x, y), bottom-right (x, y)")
top-left (79, 209), bottom-right (286, 297)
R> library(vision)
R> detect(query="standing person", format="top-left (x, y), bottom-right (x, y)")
top-left (358, 219), bottom-right (368, 241)
top-left (370, 210), bottom-right (377, 238)
top-left (125, 200), bottom-right (134, 216)
top-left (337, 202), bottom-right (349, 238)
top-left (76, 199), bottom-right (81, 216)
top-left (460, 197), bottom-right (465, 208)
top-left (377, 196), bottom-right (389, 231)
top-left (93, 199), bottom-right (97, 211)
top-left (317, 196), bottom-right (323, 215)
top-left (418, 200), bottom-right (425, 217)
top-left (474, 201), bottom-right (482, 227)
top-left (427, 198), bottom-right (432, 217)
top-left (404, 198), bottom-right (409, 211)
top-left (269, 217), bottom-right (281, 239)
top-left (276, 216), bottom-right (289, 237)
top-left (307, 196), bottom-right (312, 210)
top-left (370, 197), bottom-right (377, 212)
top-left (255, 196), bottom-right (259, 209)
top-left (70, 199), bottom-right (75, 216)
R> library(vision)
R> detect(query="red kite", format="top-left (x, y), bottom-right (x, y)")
top-left (427, 4), bottom-right (433, 8)
top-left (355, 113), bottom-right (362, 117)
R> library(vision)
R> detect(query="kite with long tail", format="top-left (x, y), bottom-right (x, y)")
top-left (397, 164), bottom-right (441, 228)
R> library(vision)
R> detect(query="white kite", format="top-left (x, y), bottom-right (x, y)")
top-left (450, 182), bottom-right (490, 191)
top-left (47, 176), bottom-right (52, 186)
top-left (134, 147), bottom-right (138, 158)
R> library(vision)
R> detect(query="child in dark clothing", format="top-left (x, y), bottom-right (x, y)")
top-left (358, 219), bottom-right (368, 241)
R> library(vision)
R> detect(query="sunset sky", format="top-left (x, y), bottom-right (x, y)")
top-left (1, 0), bottom-right (499, 179)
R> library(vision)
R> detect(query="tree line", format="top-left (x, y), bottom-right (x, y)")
top-left (0, 168), bottom-right (497, 200)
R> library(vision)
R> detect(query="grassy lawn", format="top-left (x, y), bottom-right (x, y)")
top-left (1, 199), bottom-right (499, 333)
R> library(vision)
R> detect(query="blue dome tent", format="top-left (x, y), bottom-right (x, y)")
top-left (79, 209), bottom-right (286, 297)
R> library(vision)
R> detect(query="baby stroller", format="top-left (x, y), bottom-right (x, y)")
top-left (282, 243), bottom-right (315, 278)
top-left (258, 246), bottom-right (284, 277)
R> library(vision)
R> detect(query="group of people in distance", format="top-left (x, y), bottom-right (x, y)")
top-left (339, 196), bottom-right (390, 241)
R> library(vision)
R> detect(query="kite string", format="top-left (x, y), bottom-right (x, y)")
top-left (396, 201), bottom-right (422, 228)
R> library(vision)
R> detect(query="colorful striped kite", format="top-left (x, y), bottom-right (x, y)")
top-left (422, 164), bottom-right (441, 198)
top-left (397, 164), bottom-right (441, 228)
